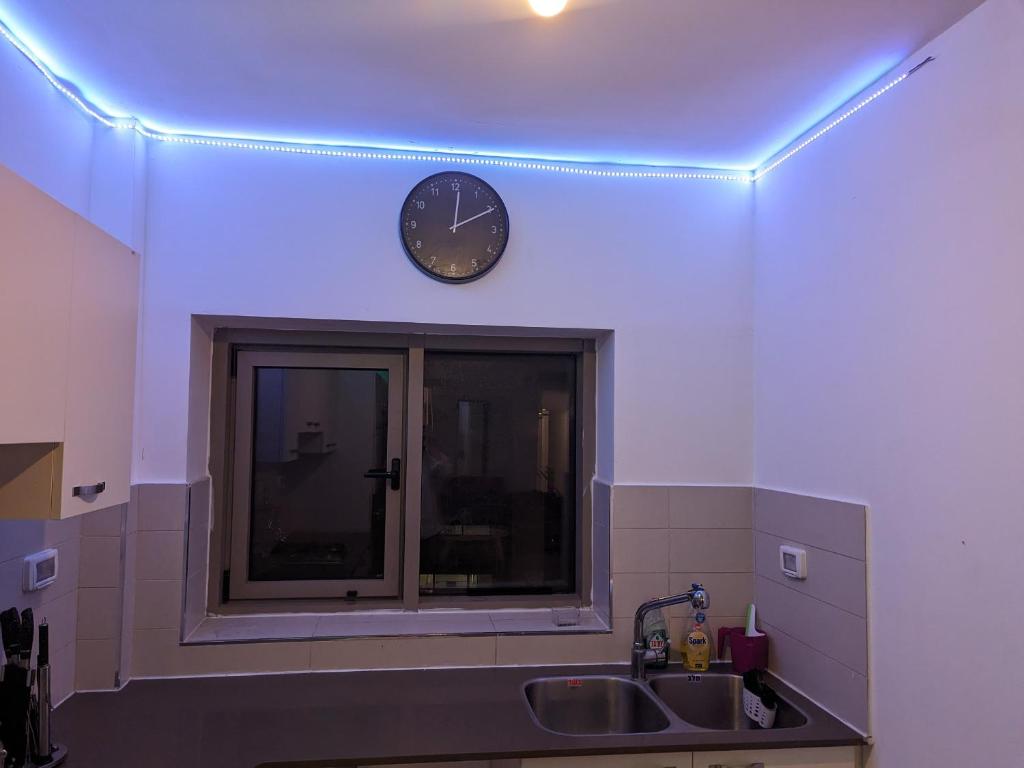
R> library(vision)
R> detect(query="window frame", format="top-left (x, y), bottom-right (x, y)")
top-left (228, 349), bottom-right (406, 600)
top-left (212, 330), bottom-right (595, 614)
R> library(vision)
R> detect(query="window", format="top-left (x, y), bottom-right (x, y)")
top-left (420, 352), bottom-right (577, 597)
top-left (224, 335), bottom-right (593, 610)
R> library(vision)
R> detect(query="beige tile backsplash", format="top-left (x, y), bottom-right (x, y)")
top-left (753, 488), bottom-right (869, 733)
top-left (76, 503), bottom-right (126, 690)
top-left (0, 515), bottom-right (82, 704)
top-left (613, 484), bottom-right (755, 660)
top-left (120, 481), bottom-right (756, 678)
top-left (0, 479), bottom-right (868, 737)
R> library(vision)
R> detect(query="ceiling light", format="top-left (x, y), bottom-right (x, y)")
top-left (528, 0), bottom-right (569, 18)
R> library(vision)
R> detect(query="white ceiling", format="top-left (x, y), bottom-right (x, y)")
top-left (0, 0), bottom-right (983, 169)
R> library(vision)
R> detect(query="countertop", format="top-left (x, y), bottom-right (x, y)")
top-left (53, 663), bottom-right (862, 767)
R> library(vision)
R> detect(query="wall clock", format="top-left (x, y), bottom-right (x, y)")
top-left (400, 172), bottom-right (509, 283)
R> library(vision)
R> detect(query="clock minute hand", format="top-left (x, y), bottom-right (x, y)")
top-left (450, 206), bottom-right (496, 232)
top-left (452, 190), bottom-right (460, 233)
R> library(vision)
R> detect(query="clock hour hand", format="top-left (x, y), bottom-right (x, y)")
top-left (450, 206), bottom-right (496, 232)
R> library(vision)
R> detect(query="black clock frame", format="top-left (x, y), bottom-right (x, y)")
top-left (398, 171), bottom-right (510, 284)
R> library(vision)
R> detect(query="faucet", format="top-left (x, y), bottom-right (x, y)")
top-left (631, 583), bottom-right (710, 680)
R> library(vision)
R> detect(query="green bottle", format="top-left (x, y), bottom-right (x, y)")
top-left (642, 607), bottom-right (670, 669)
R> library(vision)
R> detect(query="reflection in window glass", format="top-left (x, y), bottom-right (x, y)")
top-left (420, 352), bottom-right (577, 596)
top-left (249, 366), bottom-right (390, 582)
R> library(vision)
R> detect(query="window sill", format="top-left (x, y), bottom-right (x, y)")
top-left (182, 608), bottom-right (611, 645)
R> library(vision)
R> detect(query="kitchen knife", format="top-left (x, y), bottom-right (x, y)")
top-left (18, 608), bottom-right (33, 669)
top-left (0, 607), bottom-right (20, 665)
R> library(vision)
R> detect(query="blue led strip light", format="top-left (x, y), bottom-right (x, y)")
top-left (0, 17), bottom-right (930, 182)
top-left (752, 62), bottom-right (930, 181)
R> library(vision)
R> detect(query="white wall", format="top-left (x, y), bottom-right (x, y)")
top-left (135, 146), bottom-right (755, 485)
top-left (0, 36), bottom-right (145, 249)
top-left (753, 1), bottom-right (1024, 766)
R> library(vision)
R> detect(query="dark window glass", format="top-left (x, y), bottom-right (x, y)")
top-left (248, 366), bottom-right (390, 582)
top-left (420, 352), bottom-right (577, 596)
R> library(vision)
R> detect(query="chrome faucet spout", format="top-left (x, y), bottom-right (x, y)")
top-left (630, 583), bottom-right (710, 680)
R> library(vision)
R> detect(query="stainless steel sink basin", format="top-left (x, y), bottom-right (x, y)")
top-left (524, 676), bottom-right (671, 735)
top-left (649, 672), bottom-right (808, 730)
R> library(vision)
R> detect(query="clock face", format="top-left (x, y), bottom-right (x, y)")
top-left (400, 172), bottom-right (509, 282)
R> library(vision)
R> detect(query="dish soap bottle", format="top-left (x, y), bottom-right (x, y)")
top-left (682, 610), bottom-right (711, 672)
top-left (642, 607), bottom-right (670, 669)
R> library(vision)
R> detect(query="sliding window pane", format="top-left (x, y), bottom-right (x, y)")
top-left (420, 352), bottom-right (577, 596)
top-left (249, 366), bottom-right (390, 582)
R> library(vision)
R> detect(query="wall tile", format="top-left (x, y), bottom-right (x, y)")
top-left (0, 534), bottom-right (80, 614)
top-left (185, 478), bottom-right (211, 569)
top-left (138, 484), bottom-right (188, 531)
top-left (132, 628), bottom-right (310, 677)
top-left (134, 579), bottom-right (183, 630)
top-left (495, 625), bottom-right (630, 666)
top-left (0, 520), bottom-right (46, 565)
top-left (668, 572), bottom-right (753, 618)
top-left (310, 634), bottom-right (496, 670)
top-left (754, 531), bottom-right (866, 617)
top-left (670, 486), bottom-right (752, 529)
top-left (0, 517), bottom-right (80, 565)
top-left (75, 637), bottom-right (118, 690)
top-left (77, 535), bottom-right (120, 588)
top-left (591, 481), bottom-right (611, 621)
top-left (40, 586), bottom-right (78, 652)
top-left (754, 489), bottom-right (865, 559)
top-left (612, 486), bottom-right (669, 528)
top-left (755, 576), bottom-right (866, 675)
top-left (763, 620), bottom-right (868, 734)
top-left (126, 485), bottom-right (140, 534)
top-left (135, 530), bottom-right (185, 581)
top-left (119, 530), bottom-right (137, 683)
top-left (50, 641), bottom-right (76, 705)
top-left (612, 573), bottom-right (669, 618)
top-left (669, 529), bottom-right (753, 573)
top-left (182, 570), bottom-right (206, 637)
top-left (49, 535), bottom-right (81, 599)
top-left (612, 528), bottom-right (669, 574)
top-left (76, 586), bottom-right (121, 640)
top-left (81, 503), bottom-right (124, 537)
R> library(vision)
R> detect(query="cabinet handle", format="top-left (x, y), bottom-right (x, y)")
top-left (709, 763), bottom-right (765, 768)
top-left (72, 482), bottom-right (106, 497)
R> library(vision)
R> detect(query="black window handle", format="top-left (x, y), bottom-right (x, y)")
top-left (363, 458), bottom-right (401, 491)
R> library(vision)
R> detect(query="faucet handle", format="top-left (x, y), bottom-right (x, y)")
top-left (690, 584), bottom-right (710, 611)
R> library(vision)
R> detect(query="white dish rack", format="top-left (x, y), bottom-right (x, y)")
top-left (742, 687), bottom-right (777, 728)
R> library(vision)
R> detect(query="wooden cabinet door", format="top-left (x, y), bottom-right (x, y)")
top-left (0, 165), bottom-right (75, 444)
top-left (60, 217), bottom-right (139, 517)
top-left (693, 746), bottom-right (858, 768)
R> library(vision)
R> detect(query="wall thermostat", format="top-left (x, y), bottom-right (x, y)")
top-left (779, 544), bottom-right (807, 580)
top-left (23, 548), bottom-right (59, 592)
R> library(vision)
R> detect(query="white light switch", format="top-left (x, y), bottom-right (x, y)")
top-left (23, 548), bottom-right (59, 591)
top-left (779, 544), bottom-right (807, 579)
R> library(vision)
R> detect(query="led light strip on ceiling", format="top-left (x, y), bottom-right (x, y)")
top-left (0, 18), bottom-right (932, 183)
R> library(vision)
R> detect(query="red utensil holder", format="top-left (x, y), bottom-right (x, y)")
top-left (717, 626), bottom-right (769, 674)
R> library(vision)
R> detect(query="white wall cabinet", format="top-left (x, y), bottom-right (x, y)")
top-left (0, 163), bottom-right (139, 519)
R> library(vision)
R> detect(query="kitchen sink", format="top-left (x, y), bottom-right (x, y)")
top-left (649, 672), bottom-right (808, 730)
top-left (524, 676), bottom-right (671, 735)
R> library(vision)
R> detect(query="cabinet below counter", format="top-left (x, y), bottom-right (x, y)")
top-left (524, 746), bottom-right (858, 768)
